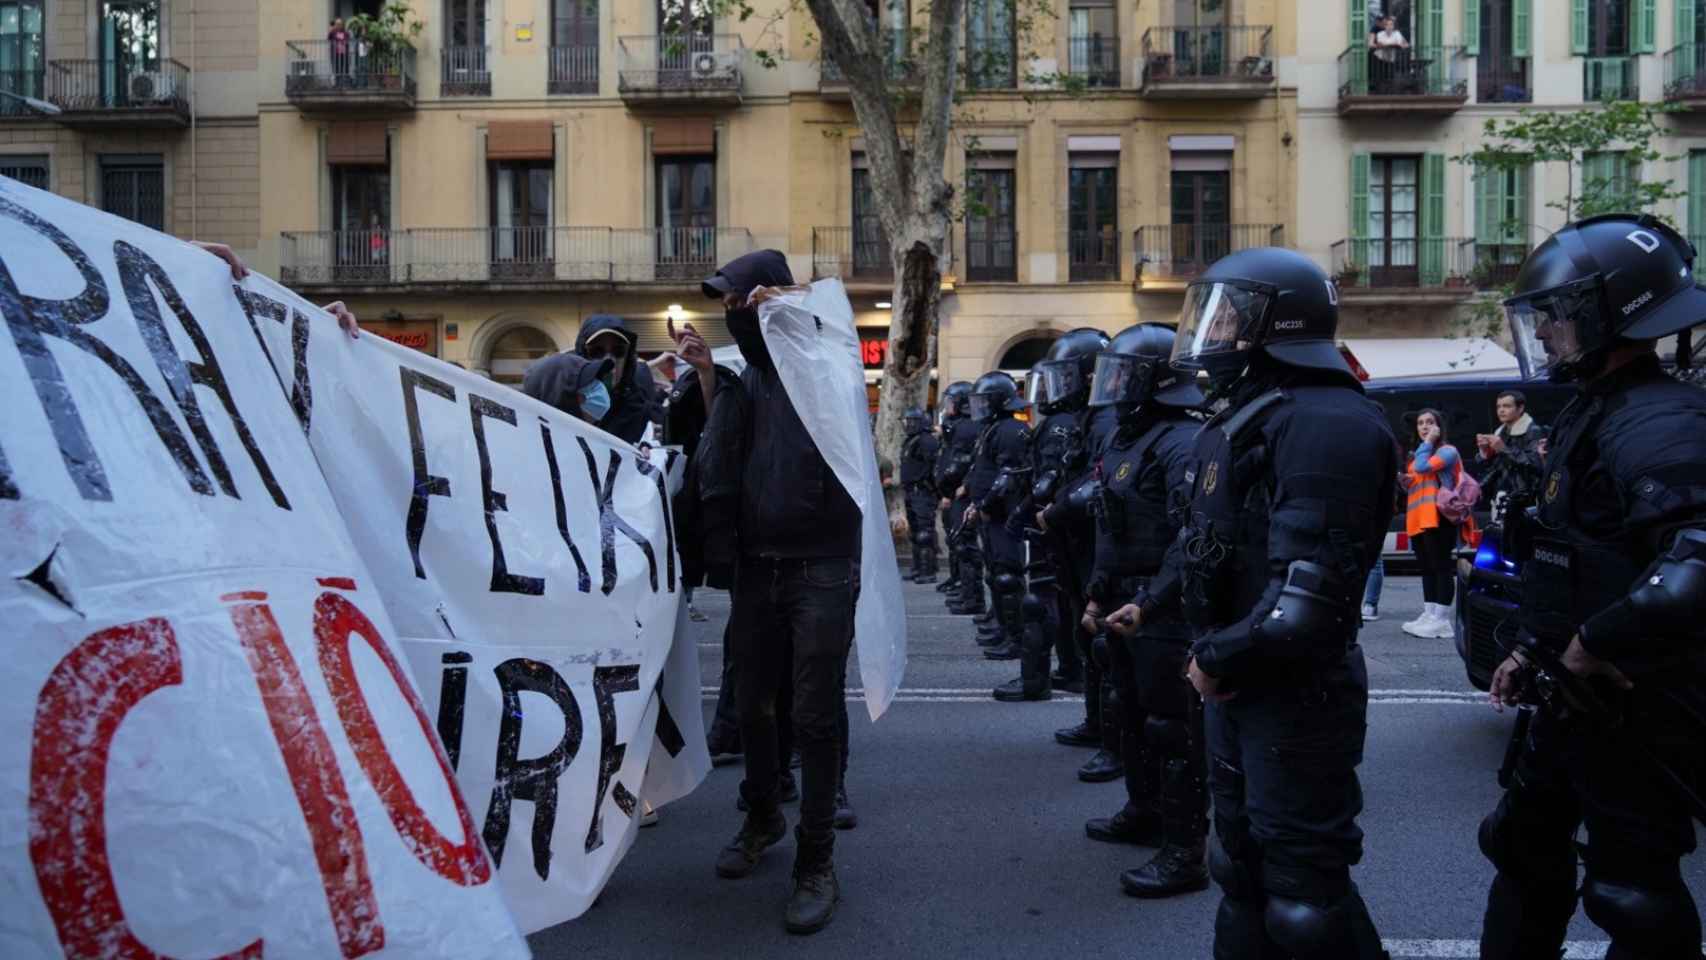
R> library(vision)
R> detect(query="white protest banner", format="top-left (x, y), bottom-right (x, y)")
top-left (233, 253), bottom-right (707, 931)
top-left (0, 181), bottom-right (530, 957)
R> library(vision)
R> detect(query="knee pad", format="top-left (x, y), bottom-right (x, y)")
top-left (1144, 713), bottom-right (1190, 755)
top-left (1091, 633), bottom-right (1112, 671)
top-left (993, 572), bottom-right (1024, 597)
top-left (1021, 591), bottom-right (1047, 625)
top-left (1582, 871), bottom-right (1702, 956)
top-left (1264, 890), bottom-right (1383, 960)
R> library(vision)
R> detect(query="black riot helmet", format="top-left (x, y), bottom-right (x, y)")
top-left (1170, 247), bottom-right (1352, 396)
top-left (1504, 214), bottom-right (1706, 383)
top-left (1090, 323), bottom-right (1205, 418)
top-left (903, 406), bottom-right (931, 435)
top-left (969, 371), bottom-right (1025, 422)
top-left (1026, 327), bottom-right (1111, 414)
top-left (941, 380), bottom-right (974, 420)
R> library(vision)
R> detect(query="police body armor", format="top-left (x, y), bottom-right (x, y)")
top-left (969, 419), bottom-right (1028, 507)
top-left (937, 417), bottom-right (979, 494)
top-left (900, 432), bottom-right (935, 489)
top-left (1031, 411), bottom-right (1086, 504)
top-left (1094, 421), bottom-right (1194, 634)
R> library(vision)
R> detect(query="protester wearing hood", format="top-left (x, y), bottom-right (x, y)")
top-left (684, 249), bottom-right (860, 935)
top-left (575, 314), bottom-right (661, 444)
top-left (521, 352), bottom-right (614, 424)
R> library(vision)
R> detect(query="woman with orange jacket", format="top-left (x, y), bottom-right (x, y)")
top-left (1402, 408), bottom-right (1473, 638)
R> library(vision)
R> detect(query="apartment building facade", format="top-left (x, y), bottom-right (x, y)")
top-left (0, 0), bottom-right (261, 253)
top-left (1295, 0), bottom-right (1706, 343)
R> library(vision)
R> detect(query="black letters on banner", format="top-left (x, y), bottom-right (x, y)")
top-left (233, 286), bottom-right (314, 435)
top-left (401, 367), bottom-right (455, 579)
top-left (114, 241), bottom-right (290, 510)
top-left (651, 671), bottom-right (686, 759)
top-left (632, 453), bottom-right (678, 593)
top-left (0, 194), bottom-right (211, 501)
top-left (577, 439), bottom-right (658, 594)
top-left (484, 658), bottom-right (583, 881)
top-left (538, 420), bottom-right (594, 594)
top-left (469, 394), bottom-right (546, 596)
top-left (584, 664), bottom-right (641, 853)
top-left (436, 651), bottom-right (473, 771)
top-left (0, 443), bottom-right (17, 500)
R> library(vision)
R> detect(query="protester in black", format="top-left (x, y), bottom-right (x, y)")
top-left (686, 250), bottom-right (859, 935)
top-left (575, 314), bottom-right (661, 444)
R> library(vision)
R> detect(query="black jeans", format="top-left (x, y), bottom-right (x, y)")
top-left (1413, 522), bottom-right (1457, 605)
top-left (730, 556), bottom-right (858, 845)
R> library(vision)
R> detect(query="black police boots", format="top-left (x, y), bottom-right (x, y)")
top-left (785, 828), bottom-right (840, 935)
top-left (1085, 802), bottom-right (1163, 846)
top-left (1120, 759), bottom-right (1209, 898)
top-left (913, 547), bottom-right (938, 584)
top-left (1055, 720), bottom-right (1099, 747)
top-left (715, 805), bottom-right (788, 879)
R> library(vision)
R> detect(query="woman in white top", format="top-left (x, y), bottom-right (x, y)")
top-left (1370, 15), bottom-right (1409, 62)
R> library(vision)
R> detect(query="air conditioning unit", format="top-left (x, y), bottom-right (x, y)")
top-left (129, 71), bottom-right (175, 102)
top-left (691, 52), bottom-right (719, 77)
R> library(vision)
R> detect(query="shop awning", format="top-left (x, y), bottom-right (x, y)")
top-left (1340, 337), bottom-right (1519, 382)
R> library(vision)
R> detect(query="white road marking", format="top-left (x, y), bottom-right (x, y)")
top-left (1382, 939), bottom-right (1659, 958)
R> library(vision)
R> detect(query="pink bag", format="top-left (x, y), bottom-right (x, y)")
top-left (1435, 459), bottom-right (1481, 524)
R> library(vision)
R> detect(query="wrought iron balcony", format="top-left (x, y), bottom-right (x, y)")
top-left (1477, 54), bottom-right (1531, 103)
top-left (0, 69), bottom-right (46, 118)
top-left (1141, 26), bottom-right (1273, 97)
top-left (612, 227), bottom-right (752, 282)
top-left (285, 39), bottom-right (417, 111)
top-left (1330, 236), bottom-right (1477, 295)
top-left (1664, 44), bottom-right (1706, 105)
top-left (812, 226), bottom-right (895, 284)
top-left (1069, 229), bottom-right (1120, 282)
top-left (1459, 239), bottom-right (1530, 290)
top-left (1338, 44), bottom-right (1469, 113)
top-left (1066, 35), bottom-right (1120, 88)
top-left (1584, 55), bottom-right (1638, 102)
top-left (441, 45), bottom-right (490, 96)
top-left (962, 227), bottom-right (1017, 282)
top-left (549, 45), bottom-right (598, 94)
top-left (1134, 224), bottom-right (1283, 282)
top-left (45, 59), bottom-right (190, 127)
top-left (617, 34), bottom-right (743, 107)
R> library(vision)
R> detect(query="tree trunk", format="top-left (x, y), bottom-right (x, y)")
top-left (873, 230), bottom-right (946, 524)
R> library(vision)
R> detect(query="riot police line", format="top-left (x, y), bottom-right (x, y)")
top-left (900, 215), bottom-right (1706, 959)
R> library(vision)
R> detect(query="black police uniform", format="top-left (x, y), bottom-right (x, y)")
top-left (940, 414), bottom-right (983, 614)
top-left (1091, 409), bottom-right (1205, 886)
top-left (1049, 405), bottom-right (1124, 762)
top-left (900, 424), bottom-right (941, 581)
top-left (967, 413), bottom-right (1032, 651)
top-left (999, 408), bottom-right (1083, 681)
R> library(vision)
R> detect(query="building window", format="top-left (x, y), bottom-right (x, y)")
top-left (1586, 0), bottom-right (1630, 55)
top-left (1473, 163), bottom-right (1528, 286)
top-left (1068, 157), bottom-right (1117, 281)
top-left (550, 0), bottom-right (598, 93)
top-left (965, 154), bottom-right (1016, 281)
top-left (101, 155), bottom-right (164, 230)
top-left (852, 160), bottom-right (892, 278)
top-left (100, 0), bottom-right (162, 106)
top-left (1170, 162), bottom-right (1230, 274)
top-left (966, 0), bottom-right (1015, 89)
top-left (997, 333), bottom-right (1056, 371)
top-left (1364, 154), bottom-right (1419, 286)
top-left (0, 0), bottom-right (44, 117)
top-left (656, 155), bottom-right (715, 279)
top-left (333, 164), bottom-right (390, 279)
top-left (1476, 0), bottom-right (1531, 103)
top-left (1068, 0), bottom-right (1117, 87)
top-left (490, 159), bottom-right (552, 278)
top-left (1581, 150), bottom-right (1637, 207)
top-left (0, 153), bottom-right (47, 188)
top-left (443, 0), bottom-right (489, 95)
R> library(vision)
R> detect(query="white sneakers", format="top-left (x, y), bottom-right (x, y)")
top-left (1361, 603), bottom-right (1380, 622)
top-left (1401, 602), bottom-right (1455, 639)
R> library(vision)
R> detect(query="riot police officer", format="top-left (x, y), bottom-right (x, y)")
top-left (1144, 248), bottom-right (1397, 957)
top-left (941, 383), bottom-right (986, 617)
top-left (963, 372), bottom-right (1032, 656)
top-left (900, 406), bottom-right (941, 584)
top-left (995, 328), bottom-right (1109, 700)
top-left (1086, 323), bottom-right (1209, 899)
top-left (934, 382), bottom-right (975, 598)
top-left (1481, 214), bottom-right (1706, 959)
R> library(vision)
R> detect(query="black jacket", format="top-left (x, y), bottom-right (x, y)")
top-left (575, 314), bottom-right (661, 444)
top-left (1469, 413), bottom-right (1549, 507)
top-left (666, 364), bottom-right (746, 589)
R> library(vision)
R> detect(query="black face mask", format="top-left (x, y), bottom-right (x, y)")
top-left (726, 305), bottom-right (772, 370)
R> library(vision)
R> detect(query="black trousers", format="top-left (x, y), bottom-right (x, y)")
top-left (730, 556), bottom-right (858, 845)
top-left (1412, 522), bottom-right (1457, 605)
top-left (904, 485), bottom-right (938, 553)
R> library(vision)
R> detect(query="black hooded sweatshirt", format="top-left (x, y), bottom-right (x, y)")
top-left (574, 314), bottom-right (661, 444)
top-left (703, 249), bottom-right (862, 561)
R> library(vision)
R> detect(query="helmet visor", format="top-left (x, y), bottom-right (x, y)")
top-left (1088, 353), bottom-right (1159, 408)
top-left (1505, 279), bottom-right (1599, 381)
top-left (1171, 282), bottom-right (1272, 371)
top-left (969, 393), bottom-right (996, 421)
top-left (1026, 359), bottom-right (1084, 406)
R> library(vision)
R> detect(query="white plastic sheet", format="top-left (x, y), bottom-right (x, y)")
top-left (759, 279), bottom-right (909, 719)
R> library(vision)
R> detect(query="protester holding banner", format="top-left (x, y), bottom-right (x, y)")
top-left (576, 314), bottom-right (661, 444)
top-left (521, 352), bottom-right (615, 424)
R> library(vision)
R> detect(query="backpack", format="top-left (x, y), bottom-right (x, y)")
top-left (1435, 459), bottom-right (1482, 524)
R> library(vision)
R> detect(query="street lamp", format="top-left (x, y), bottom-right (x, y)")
top-left (0, 89), bottom-right (62, 116)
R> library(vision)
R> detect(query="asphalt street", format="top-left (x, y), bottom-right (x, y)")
top-left (528, 575), bottom-right (1706, 959)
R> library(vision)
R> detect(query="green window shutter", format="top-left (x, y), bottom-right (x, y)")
top-left (1680, 2), bottom-right (1699, 80)
top-left (1635, 0), bottom-right (1656, 54)
top-left (1349, 152), bottom-right (1370, 267)
top-left (1349, 0), bottom-right (1367, 50)
top-left (1512, 0), bottom-right (1531, 56)
top-left (1689, 152), bottom-right (1706, 244)
top-left (1463, 0), bottom-right (1479, 55)
top-left (1572, 0), bottom-right (1589, 54)
top-left (1474, 165), bottom-right (1499, 245)
top-left (1423, 0), bottom-right (1445, 53)
top-left (1421, 153), bottom-right (1447, 285)
top-left (1506, 165), bottom-right (1530, 245)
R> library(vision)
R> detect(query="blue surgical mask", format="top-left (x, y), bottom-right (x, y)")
top-left (579, 380), bottom-right (612, 422)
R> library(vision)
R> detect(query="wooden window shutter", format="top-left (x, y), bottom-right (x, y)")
top-left (652, 118), bottom-right (716, 156)
top-left (487, 120), bottom-right (555, 161)
top-left (327, 122), bottom-right (388, 165)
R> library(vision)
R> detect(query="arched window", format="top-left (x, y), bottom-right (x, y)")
top-left (487, 325), bottom-right (557, 384)
top-left (997, 333), bottom-right (1058, 372)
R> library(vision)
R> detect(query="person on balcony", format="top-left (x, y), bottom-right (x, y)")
top-left (1369, 15), bottom-right (1410, 94)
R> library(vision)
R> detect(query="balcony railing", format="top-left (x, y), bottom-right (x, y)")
top-left (1584, 55), bottom-right (1638, 102)
top-left (1664, 43), bottom-right (1706, 102)
top-left (45, 59), bottom-right (191, 125)
top-left (279, 226), bottom-right (753, 287)
top-left (1141, 26), bottom-right (1274, 91)
top-left (0, 69), bottom-right (45, 118)
top-left (1066, 35), bottom-right (1120, 88)
top-left (1330, 236), bottom-right (1475, 290)
top-left (1477, 54), bottom-right (1531, 103)
top-left (285, 39), bottom-right (417, 108)
top-left (821, 48), bottom-right (918, 91)
top-left (965, 34), bottom-right (1017, 89)
top-left (1459, 240), bottom-right (1530, 290)
top-left (549, 45), bottom-right (598, 94)
top-left (1134, 223), bottom-right (1284, 279)
top-left (617, 34), bottom-right (743, 102)
top-left (963, 227), bottom-right (1017, 282)
top-left (812, 226), bottom-right (894, 283)
top-left (441, 45), bottom-right (490, 96)
top-left (1069, 229), bottom-right (1120, 281)
top-left (1338, 45), bottom-right (1469, 107)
